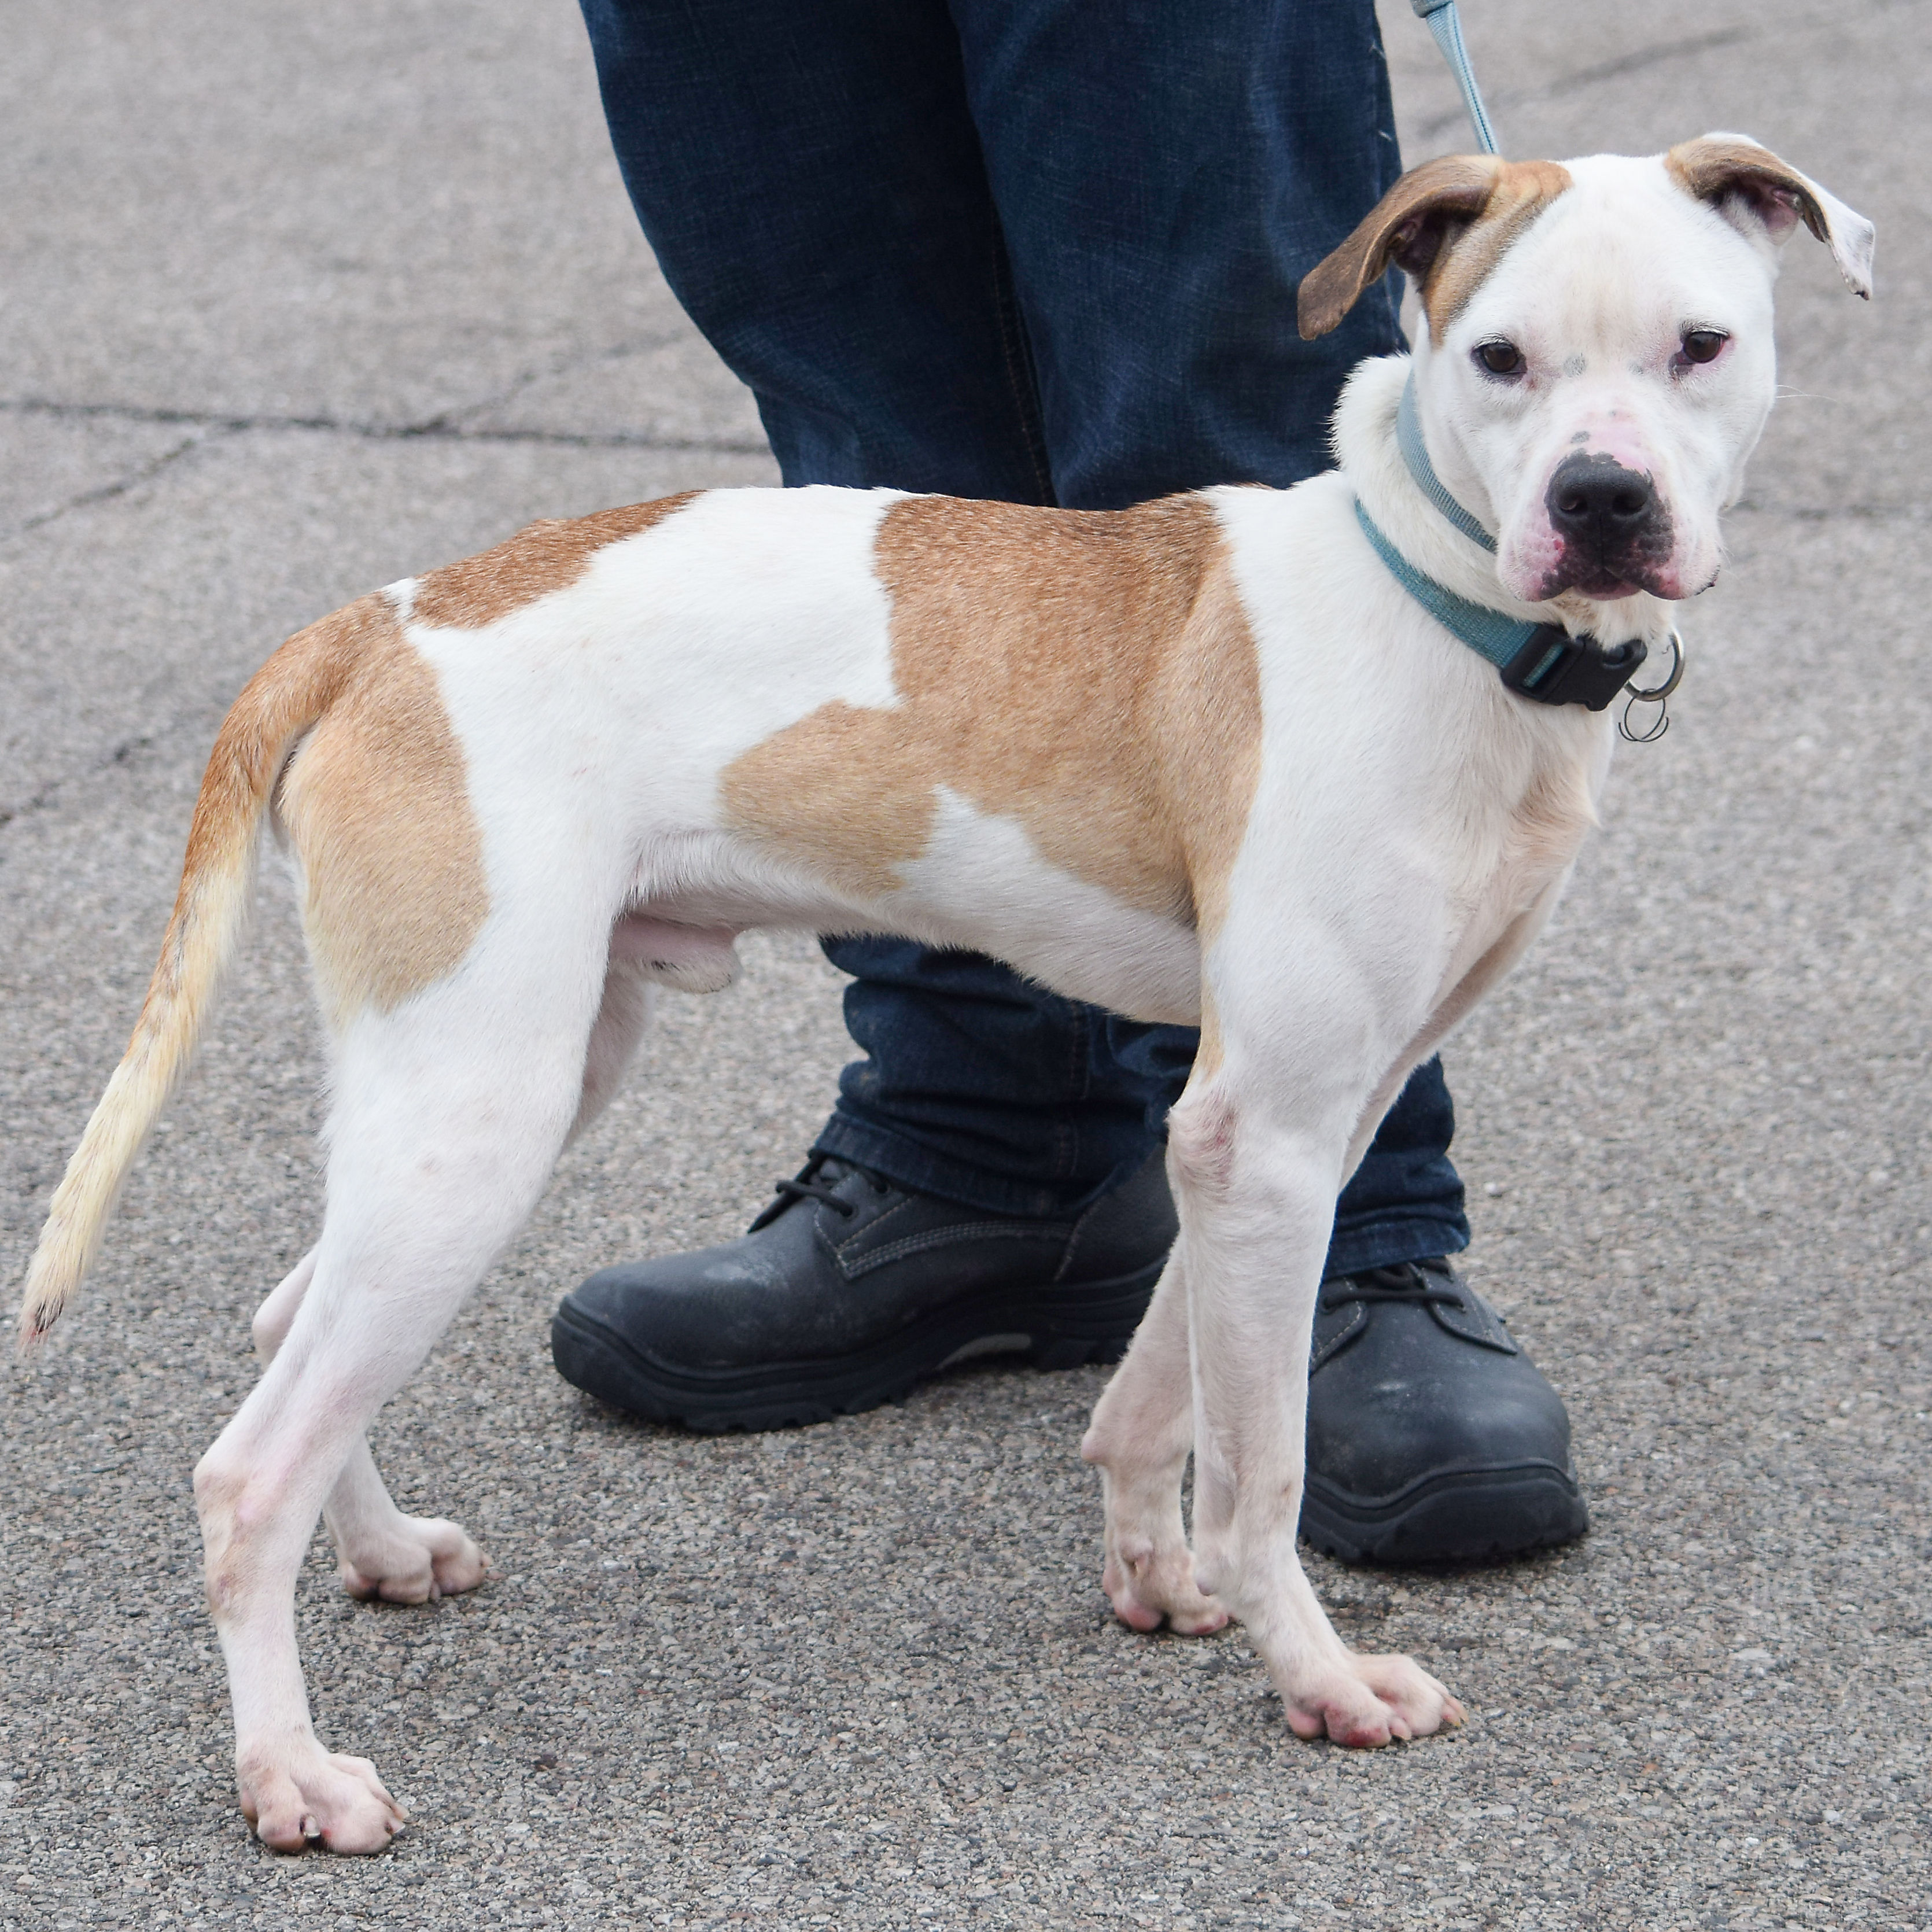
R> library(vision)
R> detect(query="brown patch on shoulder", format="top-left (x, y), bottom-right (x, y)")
top-left (1419, 159), bottom-right (1573, 339)
top-left (275, 596), bottom-right (489, 1019)
top-left (718, 494), bottom-right (1262, 936)
top-left (410, 492), bottom-right (699, 629)
top-left (1505, 760), bottom-right (1596, 894)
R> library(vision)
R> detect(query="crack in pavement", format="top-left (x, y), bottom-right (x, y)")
top-left (0, 732), bottom-right (160, 846)
top-left (8, 429), bottom-right (230, 545)
top-left (0, 386), bottom-right (770, 545)
top-left (0, 395), bottom-right (769, 458)
top-left (418, 328), bottom-right (760, 443)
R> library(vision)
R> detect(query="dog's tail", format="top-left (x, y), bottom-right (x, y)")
top-left (17, 602), bottom-right (374, 1354)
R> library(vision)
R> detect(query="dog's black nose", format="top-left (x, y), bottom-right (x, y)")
top-left (1547, 452), bottom-right (1656, 548)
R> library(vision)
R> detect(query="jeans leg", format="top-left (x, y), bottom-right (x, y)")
top-left (949, 0), bottom-right (1406, 505)
top-left (820, 4), bottom-right (1462, 1249)
top-left (578, 0), bottom-right (1053, 501)
top-left (1325, 1058), bottom-right (1471, 1275)
top-left (582, 0), bottom-right (1182, 1211)
top-left (813, 939), bottom-right (1182, 1217)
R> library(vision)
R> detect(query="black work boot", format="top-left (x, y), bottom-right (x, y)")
top-left (1299, 1259), bottom-right (1588, 1565)
top-left (551, 1152), bottom-right (1175, 1432)
top-left (555, 1164), bottom-right (1588, 1567)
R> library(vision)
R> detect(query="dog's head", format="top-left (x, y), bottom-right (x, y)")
top-left (1301, 137), bottom-right (1874, 607)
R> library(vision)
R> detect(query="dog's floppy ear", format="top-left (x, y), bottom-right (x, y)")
top-left (1297, 154), bottom-right (1500, 340)
top-left (1666, 133), bottom-right (1875, 298)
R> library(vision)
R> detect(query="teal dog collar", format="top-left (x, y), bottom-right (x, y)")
top-left (1357, 375), bottom-right (1649, 711)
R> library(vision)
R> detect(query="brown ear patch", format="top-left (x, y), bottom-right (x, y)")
top-left (1299, 156), bottom-right (1498, 340)
top-left (1664, 134), bottom-right (1874, 299)
top-left (1418, 160), bottom-right (1573, 338)
top-left (275, 597), bottom-right (489, 1020)
top-left (719, 494), bottom-right (1262, 940)
top-left (1298, 156), bottom-right (1572, 342)
top-left (1665, 135), bottom-right (1828, 245)
top-left (410, 492), bottom-right (700, 629)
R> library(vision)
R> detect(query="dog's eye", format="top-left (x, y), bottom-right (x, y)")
top-left (1474, 340), bottom-right (1523, 377)
top-left (1680, 329), bottom-right (1728, 365)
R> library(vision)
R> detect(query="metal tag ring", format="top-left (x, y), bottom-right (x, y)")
top-left (1625, 629), bottom-right (1686, 704)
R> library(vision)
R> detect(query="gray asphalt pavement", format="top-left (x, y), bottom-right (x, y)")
top-left (2, 1), bottom-right (1927, 1926)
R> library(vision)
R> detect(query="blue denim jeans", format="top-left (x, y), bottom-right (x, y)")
top-left (580, 0), bottom-right (1471, 1274)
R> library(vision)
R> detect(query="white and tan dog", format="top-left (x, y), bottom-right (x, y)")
top-left (20, 136), bottom-right (1871, 1852)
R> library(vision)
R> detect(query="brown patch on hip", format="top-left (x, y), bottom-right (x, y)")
top-left (410, 492), bottom-right (700, 629)
top-left (275, 597), bottom-right (489, 1020)
top-left (719, 493), bottom-right (1262, 934)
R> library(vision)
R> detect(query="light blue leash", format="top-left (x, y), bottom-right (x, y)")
top-left (1410, 0), bottom-right (1500, 156)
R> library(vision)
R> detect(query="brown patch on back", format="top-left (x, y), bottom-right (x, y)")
top-left (410, 492), bottom-right (699, 629)
top-left (1418, 160), bottom-right (1573, 338)
top-left (275, 596), bottom-right (489, 1019)
top-left (718, 494), bottom-right (1262, 936)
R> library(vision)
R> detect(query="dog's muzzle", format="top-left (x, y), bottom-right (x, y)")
top-left (1542, 452), bottom-right (1674, 597)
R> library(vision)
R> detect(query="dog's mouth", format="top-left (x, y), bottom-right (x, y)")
top-left (1540, 558), bottom-right (1659, 602)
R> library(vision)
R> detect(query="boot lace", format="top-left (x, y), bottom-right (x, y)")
top-left (1321, 1262), bottom-right (1464, 1312)
top-left (762, 1155), bottom-right (890, 1222)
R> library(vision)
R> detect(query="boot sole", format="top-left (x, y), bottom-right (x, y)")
top-left (1300, 1464), bottom-right (1589, 1568)
top-left (550, 1264), bottom-right (1163, 1432)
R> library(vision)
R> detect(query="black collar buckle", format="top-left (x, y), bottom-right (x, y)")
top-left (1500, 625), bottom-right (1649, 711)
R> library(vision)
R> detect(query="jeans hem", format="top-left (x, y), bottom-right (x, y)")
top-left (818, 1112), bottom-right (1476, 1275)
top-left (812, 1115), bottom-right (1147, 1219)
top-left (1322, 1218), bottom-right (1472, 1281)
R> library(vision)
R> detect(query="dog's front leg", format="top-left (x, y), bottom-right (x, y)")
top-left (1171, 1069), bottom-right (1463, 1747)
top-left (251, 1249), bottom-right (486, 1606)
top-left (1082, 1253), bottom-right (1227, 1635)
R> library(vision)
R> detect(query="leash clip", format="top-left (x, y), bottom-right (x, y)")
top-left (1500, 625), bottom-right (1647, 712)
top-left (1617, 628), bottom-right (1686, 743)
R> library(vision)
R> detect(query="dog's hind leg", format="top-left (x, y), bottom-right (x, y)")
top-left (244, 955), bottom-right (655, 1617)
top-left (301, 957), bottom-right (655, 1613)
top-left (249, 1247), bottom-right (488, 1607)
top-left (1081, 1251), bottom-right (1227, 1635)
top-left (569, 956), bottom-right (655, 1142)
top-left (196, 971), bottom-right (599, 1852)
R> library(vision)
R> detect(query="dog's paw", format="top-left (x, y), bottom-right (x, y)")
top-left (1277, 1649), bottom-right (1464, 1747)
top-left (239, 1739), bottom-right (407, 1855)
top-left (337, 1515), bottom-right (486, 1606)
top-left (1101, 1536), bottom-right (1230, 1636)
